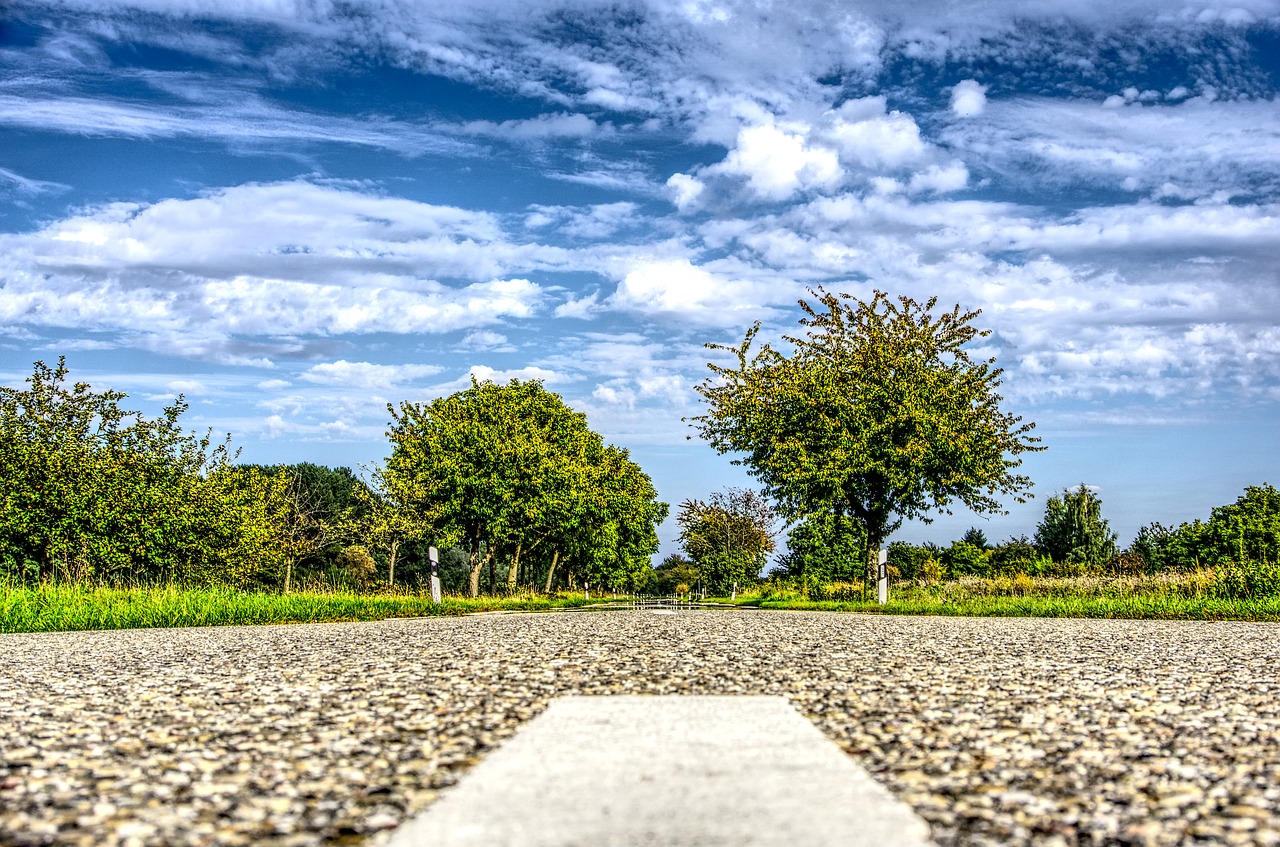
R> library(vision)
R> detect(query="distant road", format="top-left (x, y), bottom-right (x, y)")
top-left (2, 611), bottom-right (1278, 847)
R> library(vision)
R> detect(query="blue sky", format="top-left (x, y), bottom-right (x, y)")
top-left (2, 0), bottom-right (1279, 555)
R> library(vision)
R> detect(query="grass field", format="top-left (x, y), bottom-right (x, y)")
top-left (4, 573), bottom-right (1279, 633)
top-left (733, 572), bottom-right (1280, 621)
top-left (0, 583), bottom-right (593, 634)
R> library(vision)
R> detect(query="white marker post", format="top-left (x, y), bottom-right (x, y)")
top-left (876, 548), bottom-right (888, 605)
top-left (731, 582), bottom-right (738, 602)
top-left (429, 546), bottom-right (442, 604)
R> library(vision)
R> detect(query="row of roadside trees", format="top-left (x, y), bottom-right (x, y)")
top-left (0, 359), bottom-right (666, 596)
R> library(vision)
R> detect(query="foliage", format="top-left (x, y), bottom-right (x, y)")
top-left (1034, 484), bottom-right (1118, 567)
top-left (676, 488), bottom-right (776, 594)
top-left (0, 359), bottom-right (290, 587)
top-left (650, 554), bottom-right (700, 595)
top-left (381, 378), bottom-right (666, 596)
top-left (336, 545), bottom-right (378, 590)
top-left (886, 541), bottom-right (941, 582)
top-left (940, 541), bottom-right (989, 577)
top-left (774, 512), bottom-right (864, 583)
top-left (986, 536), bottom-right (1054, 576)
top-left (690, 288), bottom-right (1042, 588)
top-left (960, 527), bottom-right (989, 549)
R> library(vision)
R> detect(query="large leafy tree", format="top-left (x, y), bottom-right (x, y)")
top-left (381, 378), bottom-right (665, 596)
top-left (676, 488), bottom-right (776, 594)
top-left (1033, 484), bottom-right (1118, 568)
top-left (691, 288), bottom-right (1042, 587)
top-left (0, 358), bottom-right (291, 587)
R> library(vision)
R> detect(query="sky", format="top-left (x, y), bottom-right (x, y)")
top-left (2, 0), bottom-right (1279, 557)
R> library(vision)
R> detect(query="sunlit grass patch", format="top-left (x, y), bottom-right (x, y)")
top-left (0, 583), bottom-right (593, 633)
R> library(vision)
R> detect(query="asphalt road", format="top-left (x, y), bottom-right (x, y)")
top-left (2, 610), bottom-right (1278, 847)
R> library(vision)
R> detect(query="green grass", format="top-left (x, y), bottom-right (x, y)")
top-left (729, 573), bottom-right (1280, 621)
top-left (0, 583), bottom-right (595, 634)
top-left (740, 593), bottom-right (1280, 621)
top-left (6, 573), bottom-right (1280, 634)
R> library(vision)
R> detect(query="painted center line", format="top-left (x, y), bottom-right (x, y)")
top-left (387, 695), bottom-right (937, 847)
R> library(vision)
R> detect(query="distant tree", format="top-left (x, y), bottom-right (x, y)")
top-left (959, 527), bottom-right (990, 550)
top-left (691, 288), bottom-right (1043, 591)
top-left (677, 488), bottom-right (776, 594)
top-left (1148, 484), bottom-right (1280, 572)
top-left (940, 540), bottom-right (989, 577)
top-left (1034, 484), bottom-right (1117, 568)
top-left (381, 378), bottom-right (665, 596)
top-left (886, 541), bottom-right (941, 582)
top-left (651, 554), bottom-right (700, 594)
top-left (774, 512), bottom-right (864, 584)
top-left (987, 535), bottom-right (1052, 576)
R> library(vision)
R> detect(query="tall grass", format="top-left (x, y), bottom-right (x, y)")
top-left (0, 583), bottom-right (591, 634)
top-left (737, 571), bottom-right (1280, 621)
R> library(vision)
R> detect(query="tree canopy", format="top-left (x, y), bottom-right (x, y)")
top-left (1034, 484), bottom-right (1118, 568)
top-left (676, 488), bottom-right (776, 594)
top-left (380, 378), bottom-right (666, 596)
top-left (0, 359), bottom-right (294, 587)
top-left (691, 288), bottom-right (1043, 583)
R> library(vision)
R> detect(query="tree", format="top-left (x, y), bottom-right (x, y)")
top-left (774, 511), bottom-right (864, 584)
top-left (381, 378), bottom-right (665, 596)
top-left (1033, 484), bottom-right (1117, 568)
top-left (960, 527), bottom-right (989, 550)
top-left (676, 488), bottom-right (776, 594)
top-left (691, 288), bottom-right (1043, 591)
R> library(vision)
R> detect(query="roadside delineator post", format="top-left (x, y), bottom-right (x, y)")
top-left (429, 546), bottom-right (442, 604)
top-left (731, 582), bottom-right (738, 601)
top-left (876, 549), bottom-right (888, 605)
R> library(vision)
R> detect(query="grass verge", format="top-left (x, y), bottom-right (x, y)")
top-left (0, 583), bottom-right (594, 634)
top-left (737, 592), bottom-right (1280, 621)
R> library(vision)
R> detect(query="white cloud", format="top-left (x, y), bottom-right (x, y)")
top-left (0, 181), bottom-right (559, 351)
top-left (0, 94), bottom-right (470, 157)
top-left (950, 79), bottom-right (988, 117)
top-left (710, 123), bottom-right (842, 200)
top-left (609, 257), bottom-right (795, 324)
top-left (457, 330), bottom-right (514, 352)
top-left (301, 360), bottom-right (443, 391)
top-left (666, 173), bottom-right (705, 210)
top-left (454, 112), bottom-right (604, 140)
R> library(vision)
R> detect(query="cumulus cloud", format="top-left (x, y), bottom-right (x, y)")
top-left (666, 173), bottom-right (705, 210)
top-left (950, 79), bottom-right (988, 117)
top-left (608, 258), bottom-right (796, 324)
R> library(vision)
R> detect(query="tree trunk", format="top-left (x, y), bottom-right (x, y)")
top-left (507, 542), bottom-right (522, 593)
top-left (387, 538), bottom-right (399, 589)
top-left (865, 526), bottom-right (884, 601)
top-left (467, 530), bottom-right (486, 597)
top-left (284, 559), bottom-right (292, 595)
top-left (544, 549), bottom-right (560, 593)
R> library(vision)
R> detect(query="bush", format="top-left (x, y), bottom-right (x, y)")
top-left (336, 546), bottom-right (377, 590)
top-left (1212, 560), bottom-right (1280, 600)
top-left (941, 541), bottom-right (989, 577)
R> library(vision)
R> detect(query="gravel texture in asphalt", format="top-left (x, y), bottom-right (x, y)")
top-left (1, 609), bottom-right (1278, 847)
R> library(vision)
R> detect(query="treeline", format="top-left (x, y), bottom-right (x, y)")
top-left (773, 483), bottom-right (1280, 598)
top-left (0, 360), bottom-right (666, 595)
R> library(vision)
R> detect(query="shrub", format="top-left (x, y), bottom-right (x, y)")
top-left (1212, 560), bottom-right (1280, 600)
top-left (336, 545), bottom-right (377, 591)
top-left (941, 541), bottom-right (989, 577)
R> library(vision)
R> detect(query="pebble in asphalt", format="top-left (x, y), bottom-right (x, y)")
top-left (1, 610), bottom-right (1278, 847)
